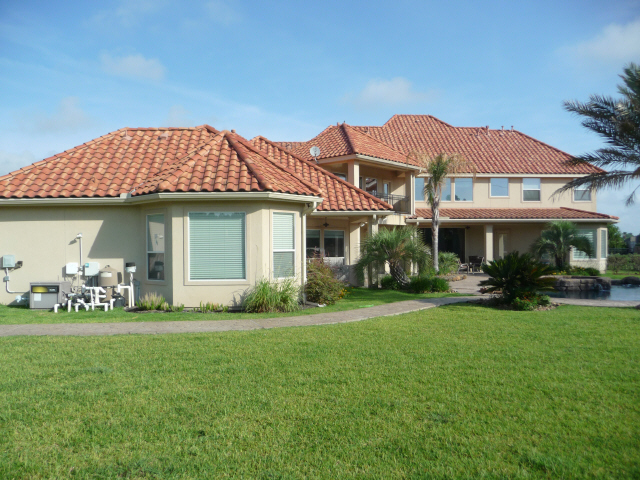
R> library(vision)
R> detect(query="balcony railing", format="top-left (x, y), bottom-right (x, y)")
top-left (370, 191), bottom-right (410, 213)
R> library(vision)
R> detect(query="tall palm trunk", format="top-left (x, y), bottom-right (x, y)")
top-left (432, 198), bottom-right (440, 273)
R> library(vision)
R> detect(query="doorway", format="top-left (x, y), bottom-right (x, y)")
top-left (422, 227), bottom-right (466, 261)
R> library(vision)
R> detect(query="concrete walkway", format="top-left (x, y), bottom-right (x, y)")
top-left (1, 276), bottom-right (636, 338)
top-left (0, 296), bottom-right (477, 337)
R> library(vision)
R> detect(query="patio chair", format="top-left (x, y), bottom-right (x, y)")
top-left (468, 256), bottom-right (485, 274)
top-left (457, 259), bottom-right (470, 274)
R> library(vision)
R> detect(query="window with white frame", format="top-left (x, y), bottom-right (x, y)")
top-left (147, 214), bottom-right (165, 280)
top-left (573, 229), bottom-right (596, 260)
top-left (490, 178), bottom-right (509, 197)
top-left (273, 212), bottom-right (295, 278)
top-left (324, 230), bottom-right (345, 257)
top-left (454, 178), bottom-right (473, 201)
top-left (442, 178), bottom-right (452, 201)
top-left (415, 177), bottom-right (425, 201)
top-left (601, 229), bottom-right (607, 258)
top-left (574, 185), bottom-right (592, 201)
top-left (189, 212), bottom-right (245, 280)
top-left (523, 178), bottom-right (541, 201)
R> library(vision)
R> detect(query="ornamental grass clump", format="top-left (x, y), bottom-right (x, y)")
top-left (243, 278), bottom-right (300, 313)
top-left (437, 252), bottom-right (459, 275)
top-left (304, 257), bottom-right (347, 305)
top-left (480, 251), bottom-right (555, 307)
top-left (136, 292), bottom-right (167, 311)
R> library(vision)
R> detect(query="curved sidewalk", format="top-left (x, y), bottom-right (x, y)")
top-left (0, 296), bottom-right (476, 337)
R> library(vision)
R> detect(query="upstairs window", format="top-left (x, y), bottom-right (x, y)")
top-left (454, 178), bottom-right (473, 201)
top-left (574, 185), bottom-right (591, 202)
top-left (147, 214), bottom-right (165, 281)
top-left (415, 177), bottom-right (425, 201)
top-left (490, 178), bottom-right (509, 197)
top-left (523, 178), bottom-right (541, 202)
top-left (442, 178), bottom-right (452, 201)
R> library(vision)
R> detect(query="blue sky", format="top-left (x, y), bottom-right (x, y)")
top-left (1, 0), bottom-right (639, 232)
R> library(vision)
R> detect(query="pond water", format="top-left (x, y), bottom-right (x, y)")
top-left (548, 285), bottom-right (640, 302)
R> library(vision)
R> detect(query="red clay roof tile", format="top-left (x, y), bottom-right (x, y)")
top-left (410, 207), bottom-right (618, 220)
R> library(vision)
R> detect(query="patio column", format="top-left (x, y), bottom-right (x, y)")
top-left (348, 221), bottom-right (361, 285)
top-left (348, 160), bottom-right (360, 187)
top-left (484, 224), bottom-right (494, 263)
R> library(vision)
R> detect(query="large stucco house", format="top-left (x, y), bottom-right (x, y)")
top-left (0, 115), bottom-right (617, 307)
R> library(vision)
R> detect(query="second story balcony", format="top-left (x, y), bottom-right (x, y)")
top-left (371, 191), bottom-right (410, 214)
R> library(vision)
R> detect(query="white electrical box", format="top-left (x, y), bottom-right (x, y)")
top-left (84, 262), bottom-right (100, 276)
top-left (1, 255), bottom-right (15, 268)
top-left (65, 262), bottom-right (79, 275)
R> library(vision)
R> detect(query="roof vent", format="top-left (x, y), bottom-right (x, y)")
top-left (123, 130), bottom-right (132, 141)
top-left (158, 131), bottom-right (170, 139)
top-left (231, 129), bottom-right (236, 133)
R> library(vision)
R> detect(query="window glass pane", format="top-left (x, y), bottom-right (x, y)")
top-left (574, 188), bottom-right (591, 201)
top-left (365, 177), bottom-right (377, 195)
top-left (324, 230), bottom-right (345, 257)
top-left (189, 212), bottom-right (245, 280)
top-left (334, 173), bottom-right (347, 181)
top-left (454, 178), bottom-right (473, 201)
top-left (490, 178), bottom-right (509, 197)
top-left (523, 178), bottom-right (541, 201)
top-left (601, 230), bottom-right (607, 258)
top-left (415, 178), bottom-right (425, 201)
top-left (274, 252), bottom-right (294, 278)
top-left (273, 213), bottom-right (294, 250)
top-left (306, 229), bottom-right (321, 257)
top-left (383, 183), bottom-right (390, 195)
top-left (148, 253), bottom-right (165, 281)
top-left (443, 178), bottom-right (451, 201)
top-left (147, 214), bottom-right (164, 252)
top-left (574, 229), bottom-right (595, 259)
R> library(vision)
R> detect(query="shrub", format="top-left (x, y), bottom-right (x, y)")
top-left (480, 251), bottom-right (555, 304)
top-left (512, 294), bottom-right (551, 311)
top-left (170, 304), bottom-right (185, 312)
top-left (380, 275), bottom-right (400, 290)
top-left (305, 258), bottom-right (347, 305)
top-left (607, 254), bottom-right (627, 273)
top-left (408, 275), bottom-right (433, 294)
top-left (136, 292), bottom-right (166, 311)
top-left (437, 252), bottom-right (459, 275)
top-left (430, 277), bottom-right (450, 292)
top-left (584, 267), bottom-right (600, 276)
top-left (243, 278), bottom-right (300, 313)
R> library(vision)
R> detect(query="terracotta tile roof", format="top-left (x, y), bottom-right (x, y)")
top-left (410, 207), bottom-right (618, 221)
top-left (278, 123), bottom-right (416, 167)
top-left (0, 126), bottom-right (320, 199)
top-left (251, 136), bottom-right (393, 211)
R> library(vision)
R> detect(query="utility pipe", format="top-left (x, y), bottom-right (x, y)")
top-left (4, 268), bottom-right (17, 294)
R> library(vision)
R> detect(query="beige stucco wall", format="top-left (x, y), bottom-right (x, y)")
top-left (0, 205), bottom-right (143, 305)
top-left (415, 176), bottom-right (598, 212)
top-left (0, 198), bottom-right (310, 308)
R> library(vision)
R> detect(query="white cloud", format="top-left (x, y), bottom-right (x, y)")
top-left (560, 18), bottom-right (640, 65)
top-left (205, 1), bottom-right (240, 25)
top-left (346, 77), bottom-right (435, 110)
top-left (0, 150), bottom-right (37, 177)
top-left (17, 97), bottom-right (94, 134)
top-left (101, 53), bottom-right (166, 81)
top-left (163, 105), bottom-right (196, 127)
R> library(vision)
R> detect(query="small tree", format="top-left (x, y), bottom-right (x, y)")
top-left (607, 224), bottom-right (626, 249)
top-left (410, 152), bottom-right (476, 272)
top-left (530, 220), bottom-right (593, 270)
top-left (356, 226), bottom-right (430, 288)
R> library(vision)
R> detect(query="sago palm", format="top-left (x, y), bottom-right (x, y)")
top-left (410, 152), bottom-right (476, 272)
top-left (356, 226), bottom-right (430, 288)
top-left (530, 220), bottom-right (593, 270)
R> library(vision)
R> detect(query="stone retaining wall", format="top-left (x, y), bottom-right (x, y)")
top-left (552, 276), bottom-right (612, 292)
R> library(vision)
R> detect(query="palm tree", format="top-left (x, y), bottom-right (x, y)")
top-left (356, 226), bottom-right (430, 288)
top-left (411, 152), bottom-right (476, 272)
top-left (555, 63), bottom-right (640, 205)
top-left (530, 220), bottom-right (594, 270)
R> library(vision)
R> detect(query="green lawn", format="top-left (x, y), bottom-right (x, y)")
top-left (602, 270), bottom-right (640, 280)
top-left (1, 304), bottom-right (639, 478)
top-left (0, 288), bottom-right (462, 325)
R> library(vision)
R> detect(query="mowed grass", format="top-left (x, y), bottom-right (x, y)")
top-left (603, 270), bottom-right (640, 280)
top-left (1, 304), bottom-right (639, 478)
top-left (0, 288), bottom-right (461, 325)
